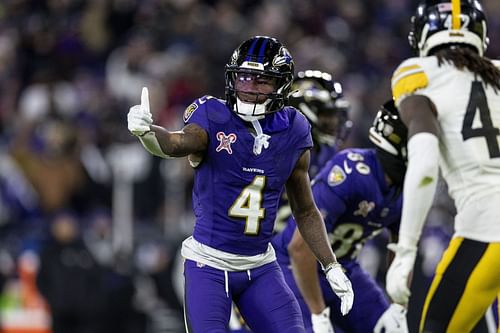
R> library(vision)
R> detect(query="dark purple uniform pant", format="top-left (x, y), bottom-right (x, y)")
top-left (184, 259), bottom-right (305, 333)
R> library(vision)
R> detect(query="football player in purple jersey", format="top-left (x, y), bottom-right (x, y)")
top-left (127, 36), bottom-right (354, 333)
top-left (272, 101), bottom-right (410, 333)
top-left (289, 70), bottom-right (352, 178)
top-left (274, 70), bottom-right (352, 233)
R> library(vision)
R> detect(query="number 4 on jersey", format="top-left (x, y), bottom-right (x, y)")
top-left (462, 81), bottom-right (500, 158)
top-left (229, 176), bottom-right (266, 235)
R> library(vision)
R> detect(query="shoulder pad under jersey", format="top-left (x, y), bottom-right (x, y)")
top-left (391, 57), bottom-right (432, 107)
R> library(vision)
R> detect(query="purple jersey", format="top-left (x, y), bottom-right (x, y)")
top-left (273, 128), bottom-right (338, 228)
top-left (309, 144), bottom-right (338, 178)
top-left (185, 96), bottom-right (313, 256)
top-left (273, 148), bottom-right (402, 265)
top-left (272, 148), bottom-right (402, 332)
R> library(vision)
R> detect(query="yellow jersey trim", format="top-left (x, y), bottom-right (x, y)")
top-left (392, 70), bottom-right (429, 103)
top-left (393, 64), bottom-right (421, 79)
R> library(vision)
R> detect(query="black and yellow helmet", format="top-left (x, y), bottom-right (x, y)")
top-left (369, 100), bottom-right (408, 186)
top-left (369, 100), bottom-right (408, 161)
top-left (408, 0), bottom-right (489, 56)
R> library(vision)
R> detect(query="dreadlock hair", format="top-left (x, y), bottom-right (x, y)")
top-left (433, 45), bottom-right (500, 91)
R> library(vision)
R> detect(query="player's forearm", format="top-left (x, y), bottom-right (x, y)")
top-left (149, 125), bottom-right (206, 157)
top-left (294, 209), bottom-right (337, 268)
top-left (288, 233), bottom-right (327, 314)
top-left (398, 132), bottom-right (439, 247)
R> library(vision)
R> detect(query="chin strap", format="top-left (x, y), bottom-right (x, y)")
top-left (251, 120), bottom-right (271, 155)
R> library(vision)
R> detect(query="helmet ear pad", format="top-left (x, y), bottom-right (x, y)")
top-left (225, 36), bottom-right (294, 117)
top-left (409, 0), bottom-right (488, 56)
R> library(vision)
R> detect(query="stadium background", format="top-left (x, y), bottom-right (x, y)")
top-left (0, 1), bottom-right (499, 332)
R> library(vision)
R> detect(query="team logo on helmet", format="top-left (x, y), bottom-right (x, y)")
top-left (272, 47), bottom-right (293, 67)
top-left (229, 49), bottom-right (239, 65)
top-left (216, 132), bottom-right (237, 154)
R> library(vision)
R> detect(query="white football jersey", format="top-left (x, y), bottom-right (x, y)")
top-left (392, 56), bottom-right (500, 242)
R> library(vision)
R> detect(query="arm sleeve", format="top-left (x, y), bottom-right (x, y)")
top-left (398, 132), bottom-right (439, 247)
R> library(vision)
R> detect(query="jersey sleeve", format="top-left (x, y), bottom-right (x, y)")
top-left (391, 57), bottom-right (430, 107)
top-left (183, 96), bottom-right (212, 131)
top-left (291, 110), bottom-right (313, 151)
top-left (312, 151), bottom-right (361, 230)
top-left (312, 185), bottom-right (347, 232)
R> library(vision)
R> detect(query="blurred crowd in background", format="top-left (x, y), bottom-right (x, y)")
top-left (0, 0), bottom-right (499, 332)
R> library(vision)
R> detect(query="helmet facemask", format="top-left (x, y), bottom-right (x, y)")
top-left (225, 36), bottom-right (294, 122)
top-left (226, 69), bottom-right (290, 122)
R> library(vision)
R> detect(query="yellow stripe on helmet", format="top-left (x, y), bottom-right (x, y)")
top-left (452, 0), bottom-right (461, 30)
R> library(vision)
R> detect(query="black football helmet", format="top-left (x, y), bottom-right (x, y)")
top-left (408, 0), bottom-right (489, 56)
top-left (225, 36), bottom-right (294, 118)
top-left (369, 100), bottom-right (408, 186)
top-left (288, 70), bottom-right (352, 147)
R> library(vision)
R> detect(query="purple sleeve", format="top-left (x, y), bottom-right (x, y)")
top-left (312, 184), bottom-right (347, 232)
top-left (312, 151), bottom-right (361, 231)
top-left (281, 109), bottom-right (313, 175)
top-left (183, 96), bottom-right (211, 131)
top-left (292, 111), bottom-right (313, 151)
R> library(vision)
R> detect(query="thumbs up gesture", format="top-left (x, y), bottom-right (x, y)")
top-left (128, 87), bottom-right (153, 136)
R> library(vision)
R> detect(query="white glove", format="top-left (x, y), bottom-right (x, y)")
top-left (385, 243), bottom-right (417, 306)
top-left (128, 87), bottom-right (153, 136)
top-left (373, 303), bottom-right (409, 333)
top-left (325, 263), bottom-right (354, 316)
top-left (311, 307), bottom-right (335, 333)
